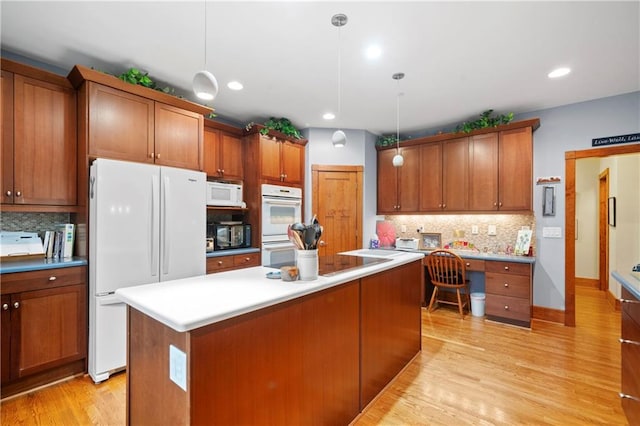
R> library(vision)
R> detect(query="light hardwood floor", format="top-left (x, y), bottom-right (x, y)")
top-left (1, 286), bottom-right (628, 425)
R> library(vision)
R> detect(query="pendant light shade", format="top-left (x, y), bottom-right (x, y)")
top-left (332, 130), bottom-right (347, 147)
top-left (392, 72), bottom-right (405, 167)
top-left (193, 70), bottom-right (218, 101)
top-left (392, 153), bottom-right (404, 167)
top-left (331, 13), bottom-right (348, 148)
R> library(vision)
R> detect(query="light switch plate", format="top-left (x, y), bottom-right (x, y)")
top-left (488, 225), bottom-right (497, 236)
top-left (471, 225), bottom-right (478, 235)
top-left (543, 227), bottom-right (562, 238)
top-left (169, 344), bottom-right (187, 391)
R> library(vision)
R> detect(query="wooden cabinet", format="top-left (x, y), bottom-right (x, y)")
top-left (84, 82), bottom-right (203, 170)
top-left (621, 287), bottom-right (640, 422)
top-left (377, 145), bottom-right (420, 213)
top-left (258, 135), bottom-right (304, 185)
top-left (485, 260), bottom-right (532, 327)
top-left (1, 61), bottom-right (77, 207)
top-left (203, 122), bottom-right (243, 180)
top-left (1, 266), bottom-right (87, 398)
top-left (377, 119), bottom-right (538, 215)
top-left (206, 252), bottom-right (260, 274)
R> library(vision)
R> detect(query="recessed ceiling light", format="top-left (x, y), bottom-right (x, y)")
top-left (323, 112), bottom-right (336, 120)
top-left (365, 45), bottom-right (382, 59)
top-left (227, 81), bottom-right (243, 90)
top-left (548, 67), bottom-right (571, 78)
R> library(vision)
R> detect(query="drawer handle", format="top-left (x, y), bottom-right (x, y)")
top-left (620, 298), bottom-right (640, 304)
top-left (49, 276), bottom-right (57, 281)
top-left (217, 261), bottom-right (223, 265)
top-left (504, 266), bottom-right (510, 271)
top-left (504, 283), bottom-right (509, 288)
top-left (2, 303), bottom-right (8, 311)
top-left (466, 262), bottom-right (470, 267)
top-left (504, 305), bottom-right (509, 310)
top-left (620, 393), bottom-right (640, 402)
top-left (244, 257), bottom-right (250, 262)
top-left (620, 338), bottom-right (640, 346)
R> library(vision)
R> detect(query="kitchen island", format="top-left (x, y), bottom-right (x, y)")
top-left (116, 251), bottom-right (423, 425)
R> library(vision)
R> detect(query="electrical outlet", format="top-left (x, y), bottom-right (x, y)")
top-left (169, 345), bottom-right (187, 391)
top-left (471, 225), bottom-right (478, 235)
top-left (401, 224), bottom-right (407, 233)
top-left (488, 225), bottom-right (497, 236)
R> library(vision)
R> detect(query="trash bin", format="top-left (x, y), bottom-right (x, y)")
top-left (470, 292), bottom-right (485, 317)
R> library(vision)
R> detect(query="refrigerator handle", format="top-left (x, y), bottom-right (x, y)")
top-left (162, 175), bottom-right (170, 275)
top-left (151, 175), bottom-right (159, 276)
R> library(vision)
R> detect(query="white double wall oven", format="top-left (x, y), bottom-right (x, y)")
top-left (261, 184), bottom-right (302, 268)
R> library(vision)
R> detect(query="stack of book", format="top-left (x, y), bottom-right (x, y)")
top-left (43, 223), bottom-right (75, 259)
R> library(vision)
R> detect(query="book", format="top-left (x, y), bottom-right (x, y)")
top-left (55, 223), bottom-right (75, 258)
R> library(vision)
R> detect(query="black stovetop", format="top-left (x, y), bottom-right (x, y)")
top-left (318, 254), bottom-right (390, 277)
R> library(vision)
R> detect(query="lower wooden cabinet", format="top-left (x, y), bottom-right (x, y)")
top-left (621, 287), bottom-right (640, 423)
top-left (1, 266), bottom-right (87, 398)
top-left (485, 261), bottom-right (532, 327)
top-left (206, 252), bottom-right (260, 274)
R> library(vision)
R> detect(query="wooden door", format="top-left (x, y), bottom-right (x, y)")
top-left (154, 103), bottom-right (203, 171)
top-left (1, 70), bottom-right (14, 204)
top-left (281, 141), bottom-right (303, 185)
top-left (499, 127), bottom-right (532, 210)
top-left (203, 127), bottom-right (221, 178)
top-left (397, 145), bottom-right (420, 212)
top-left (259, 136), bottom-right (282, 182)
top-left (469, 133), bottom-right (499, 210)
top-left (13, 74), bottom-right (76, 205)
top-left (442, 137), bottom-right (469, 211)
top-left (312, 165), bottom-right (363, 256)
top-left (219, 133), bottom-right (244, 180)
top-left (88, 82), bottom-right (154, 163)
top-left (1, 295), bottom-right (11, 383)
top-left (377, 149), bottom-right (398, 213)
top-left (12, 285), bottom-right (86, 379)
top-left (419, 142), bottom-right (443, 211)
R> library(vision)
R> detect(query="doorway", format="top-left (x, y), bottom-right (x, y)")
top-left (565, 143), bottom-right (640, 326)
top-left (311, 165), bottom-right (363, 257)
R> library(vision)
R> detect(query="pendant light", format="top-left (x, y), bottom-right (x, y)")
top-left (331, 13), bottom-right (348, 148)
top-left (193, 0), bottom-right (218, 101)
top-left (392, 72), bottom-right (405, 167)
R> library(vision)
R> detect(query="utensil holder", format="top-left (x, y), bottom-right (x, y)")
top-left (296, 249), bottom-right (318, 281)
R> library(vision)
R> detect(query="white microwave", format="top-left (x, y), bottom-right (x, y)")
top-left (206, 181), bottom-right (244, 207)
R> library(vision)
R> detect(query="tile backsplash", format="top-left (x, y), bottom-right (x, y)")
top-left (384, 214), bottom-right (536, 254)
top-left (1, 212), bottom-right (70, 237)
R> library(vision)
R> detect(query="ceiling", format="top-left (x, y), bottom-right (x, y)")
top-left (2, 1), bottom-right (639, 137)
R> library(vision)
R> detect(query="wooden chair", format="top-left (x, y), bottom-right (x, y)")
top-left (425, 249), bottom-right (471, 319)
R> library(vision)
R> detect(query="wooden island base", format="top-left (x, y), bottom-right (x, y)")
top-left (126, 260), bottom-right (422, 425)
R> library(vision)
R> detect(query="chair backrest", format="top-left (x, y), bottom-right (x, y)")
top-left (425, 249), bottom-right (466, 286)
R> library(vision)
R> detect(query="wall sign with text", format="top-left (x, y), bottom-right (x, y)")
top-left (592, 132), bottom-right (640, 147)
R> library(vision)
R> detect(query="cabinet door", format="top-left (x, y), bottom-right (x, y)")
top-left (1, 295), bottom-right (11, 383)
top-left (1, 70), bottom-right (14, 204)
top-left (88, 82), bottom-right (154, 163)
top-left (397, 145), bottom-right (420, 212)
top-left (281, 141), bottom-right (303, 185)
top-left (442, 137), bottom-right (469, 211)
top-left (220, 133), bottom-right (244, 180)
top-left (260, 136), bottom-right (282, 182)
top-left (155, 103), bottom-right (203, 171)
top-left (499, 127), bottom-right (532, 211)
top-left (11, 284), bottom-right (86, 379)
top-left (13, 74), bottom-right (77, 205)
top-left (203, 127), bottom-right (222, 178)
top-left (469, 133), bottom-right (499, 211)
top-left (377, 149), bottom-right (398, 213)
top-left (419, 142), bottom-right (443, 211)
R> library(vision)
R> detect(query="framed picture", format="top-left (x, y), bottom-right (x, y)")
top-left (608, 197), bottom-right (616, 227)
top-left (420, 233), bottom-right (441, 250)
top-left (542, 186), bottom-right (555, 216)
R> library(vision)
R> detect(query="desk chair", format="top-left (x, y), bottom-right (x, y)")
top-left (425, 249), bottom-right (471, 319)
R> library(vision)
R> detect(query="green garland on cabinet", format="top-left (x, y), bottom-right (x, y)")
top-left (455, 109), bottom-right (514, 133)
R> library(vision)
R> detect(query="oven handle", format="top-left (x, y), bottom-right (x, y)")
top-left (262, 242), bottom-right (296, 251)
top-left (263, 199), bottom-right (301, 206)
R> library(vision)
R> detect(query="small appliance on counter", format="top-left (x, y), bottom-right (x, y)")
top-left (0, 231), bottom-right (44, 259)
top-left (208, 222), bottom-right (251, 250)
top-left (395, 237), bottom-right (419, 251)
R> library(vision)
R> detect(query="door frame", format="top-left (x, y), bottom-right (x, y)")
top-left (565, 143), bottom-right (640, 326)
top-left (598, 169), bottom-right (609, 292)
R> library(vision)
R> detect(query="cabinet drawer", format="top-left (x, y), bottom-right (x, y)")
top-left (485, 294), bottom-right (530, 321)
top-left (1, 266), bottom-right (86, 294)
top-left (233, 253), bottom-right (260, 267)
top-left (622, 288), bottom-right (640, 327)
top-left (486, 272), bottom-right (530, 299)
top-left (463, 259), bottom-right (485, 272)
top-left (485, 261), bottom-right (530, 276)
top-left (206, 257), bottom-right (235, 273)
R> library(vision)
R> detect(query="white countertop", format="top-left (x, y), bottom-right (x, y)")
top-left (116, 251), bottom-right (424, 332)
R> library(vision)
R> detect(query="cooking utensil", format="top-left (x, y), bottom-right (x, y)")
top-left (304, 226), bottom-right (315, 250)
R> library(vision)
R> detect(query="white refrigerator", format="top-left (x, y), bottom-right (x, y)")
top-left (89, 158), bottom-right (205, 383)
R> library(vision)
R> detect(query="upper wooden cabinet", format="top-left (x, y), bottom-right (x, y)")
top-left (68, 64), bottom-right (210, 171)
top-left (377, 118), bottom-right (538, 215)
top-left (203, 120), bottom-right (243, 181)
top-left (259, 135), bottom-right (304, 185)
top-left (377, 146), bottom-right (420, 213)
top-left (1, 60), bottom-right (77, 208)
